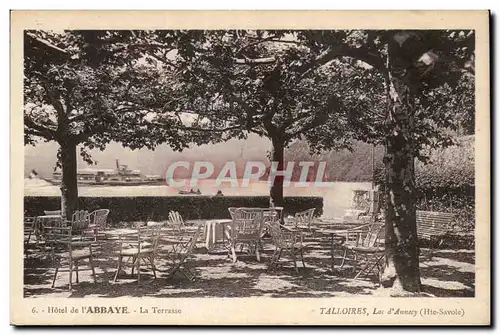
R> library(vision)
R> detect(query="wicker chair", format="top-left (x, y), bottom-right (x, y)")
top-left (227, 208), bottom-right (266, 263)
top-left (268, 222), bottom-right (309, 273)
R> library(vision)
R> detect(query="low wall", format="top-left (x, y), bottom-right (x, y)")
top-left (23, 196), bottom-right (323, 225)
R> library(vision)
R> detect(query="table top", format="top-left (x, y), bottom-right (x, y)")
top-left (37, 214), bottom-right (62, 219)
top-left (315, 228), bottom-right (352, 235)
top-left (160, 236), bottom-right (186, 244)
top-left (205, 219), bottom-right (232, 224)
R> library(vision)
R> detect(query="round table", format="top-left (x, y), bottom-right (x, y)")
top-left (203, 219), bottom-right (233, 251)
top-left (313, 228), bottom-right (349, 272)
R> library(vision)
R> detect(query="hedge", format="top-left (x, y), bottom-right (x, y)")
top-left (415, 136), bottom-right (474, 232)
top-left (24, 196), bottom-right (323, 226)
top-left (374, 136), bottom-right (475, 233)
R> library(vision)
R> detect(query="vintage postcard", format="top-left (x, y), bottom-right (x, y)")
top-left (11, 10), bottom-right (490, 325)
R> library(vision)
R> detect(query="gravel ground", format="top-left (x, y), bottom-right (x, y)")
top-left (23, 225), bottom-right (475, 298)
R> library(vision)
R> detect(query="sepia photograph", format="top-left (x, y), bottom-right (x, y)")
top-left (11, 10), bottom-right (490, 325)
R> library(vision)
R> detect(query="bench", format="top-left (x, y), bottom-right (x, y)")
top-left (416, 210), bottom-right (455, 257)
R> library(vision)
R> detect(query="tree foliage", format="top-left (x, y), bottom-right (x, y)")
top-left (24, 30), bottom-right (192, 164)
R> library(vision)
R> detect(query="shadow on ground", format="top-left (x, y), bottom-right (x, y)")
top-left (24, 230), bottom-right (475, 298)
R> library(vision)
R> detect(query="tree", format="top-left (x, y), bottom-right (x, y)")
top-left (162, 31), bottom-right (367, 207)
top-left (24, 30), bottom-right (189, 219)
top-left (296, 30), bottom-right (474, 292)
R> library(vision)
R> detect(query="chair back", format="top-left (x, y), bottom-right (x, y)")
top-left (90, 209), bottom-right (110, 230)
top-left (359, 223), bottom-right (385, 247)
top-left (263, 207), bottom-right (283, 224)
top-left (71, 210), bottom-right (90, 231)
top-left (228, 207), bottom-right (238, 219)
top-left (44, 210), bottom-right (61, 216)
top-left (293, 208), bottom-right (315, 227)
top-left (230, 208), bottom-right (265, 242)
top-left (37, 215), bottom-right (64, 240)
top-left (268, 221), bottom-right (285, 248)
top-left (185, 224), bottom-right (202, 254)
top-left (24, 216), bottom-right (37, 231)
top-left (168, 211), bottom-right (185, 231)
top-left (44, 225), bottom-right (73, 253)
top-left (139, 224), bottom-right (162, 254)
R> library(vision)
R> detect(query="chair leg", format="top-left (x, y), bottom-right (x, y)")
top-left (75, 261), bottom-right (79, 284)
top-left (136, 258), bottom-right (141, 283)
top-left (89, 257), bottom-right (97, 284)
top-left (276, 249), bottom-right (283, 263)
top-left (429, 240), bottom-right (437, 260)
top-left (231, 246), bottom-right (237, 263)
top-left (255, 242), bottom-right (261, 262)
top-left (68, 260), bottom-right (73, 291)
top-left (167, 262), bottom-right (181, 279)
top-left (269, 248), bottom-right (279, 268)
top-left (300, 248), bottom-right (306, 268)
top-left (51, 264), bottom-right (59, 288)
top-left (180, 265), bottom-right (196, 282)
top-left (354, 254), bottom-right (383, 280)
top-left (339, 248), bottom-right (348, 268)
top-left (131, 256), bottom-right (137, 275)
top-left (114, 256), bottom-right (122, 282)
top-left (149, 256), bottom-right (156, 279)
top-left (290, 251), bottom-right (298, 273)
top-left (26, 231), bottom-right (32, 247)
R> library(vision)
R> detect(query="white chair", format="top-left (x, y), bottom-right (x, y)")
top-left (227, 208), bottom-right (266, 263)
top-left (113, 224), bottom-right (162, 283)
top-left (165, 224), bottom-right (203, 282)
top-left (84, 209), bottom-right (110, 241)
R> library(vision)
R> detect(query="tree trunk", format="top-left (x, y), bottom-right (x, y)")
top-left (59, 140), bottom-right (79, 221)
top-left (380, 36), bottom-right (421, 292)
top-left (270, 136), bottom-right (285, 208)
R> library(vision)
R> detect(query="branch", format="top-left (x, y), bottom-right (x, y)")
top-left (179, 124), bottom-right (243, 133)
top-left (24, 116), bottom-right (58, 140)
top-left (250, 126), bottom-right (268, 137)
top-left (249, 38), bottom-right (303, 46)
top-left (25, 32), bottom-right (69, 56)
top-left (287, 114), bottom-right (328, 139)
top-left (73, 130), bottom-right (95, 144)
top-left (235, 35), bottom-right (280, 56)
top-left (24, 128), bottom-right (48, 138)
top-left (234, 57), bottom-right (277, 65)
top-left (32, 72), bottom-right (66, 118)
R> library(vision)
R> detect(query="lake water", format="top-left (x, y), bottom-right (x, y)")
top-left (24, 178), bottom-right (372, 219)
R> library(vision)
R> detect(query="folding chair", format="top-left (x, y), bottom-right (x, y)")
top-left (288, 208), bottom-right (316, 237)
top-left (168, 211), bottom-right (185, 232)
top-left (339, 222), bottom-right (385, 280)
top-left (166, 224), bottom-right (202, 282)
top-left (24, 216), bottom-right (37, 247)
top-left (268, 221), bottom-right (309, 273)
